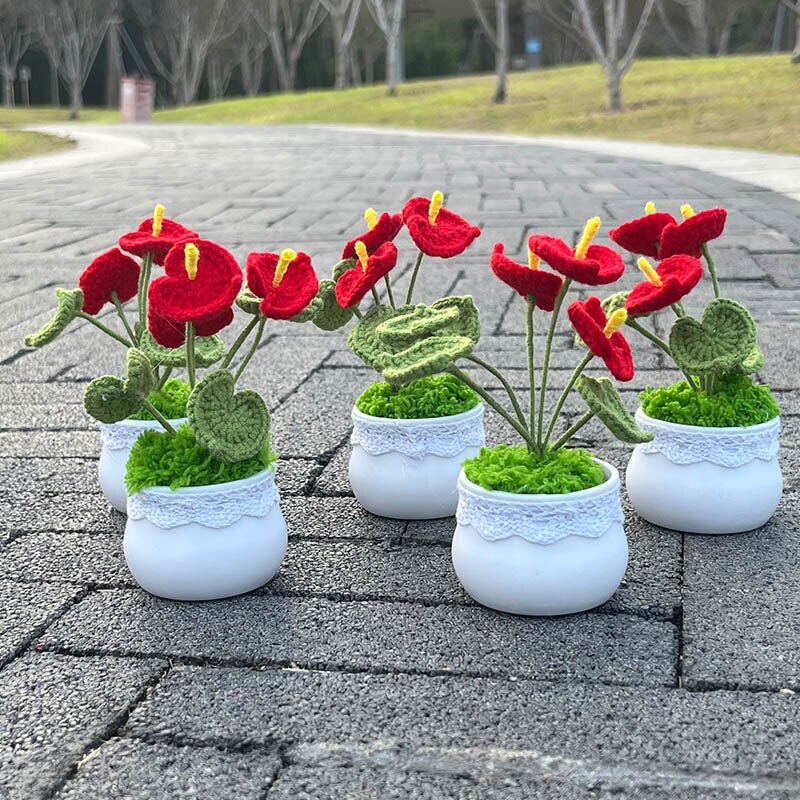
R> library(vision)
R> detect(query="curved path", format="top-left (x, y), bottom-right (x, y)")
top-left (1, 125), bottom-right (799, 799)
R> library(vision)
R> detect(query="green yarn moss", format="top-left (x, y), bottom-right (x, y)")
top-left (463, 445), bottom-right (605, 495)
top-left (125, 423), bottom-right (277, 493)
top-left (641, 374), bottom-right (780, 427)
top-left (129, 378), bottom-right (191, 421)
top-left (355, 374), bottom-right (479, 419)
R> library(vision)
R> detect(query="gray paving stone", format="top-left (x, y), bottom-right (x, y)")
top-left (0, 652), bottom-right (165, 800)
top-left (0, 458), bottom-right (101, 494)
top-left (0, 491), bottom-right (120, 538)
top-left (281, 496), bottom-right (405, 540)
top-left (41, 589), bottom-right (675, 686)
top-left (0, 430), bottom-right (99, 458)
top-left (54, 738), bottom-right (279, 800)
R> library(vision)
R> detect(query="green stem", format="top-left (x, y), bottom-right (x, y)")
top-left (352, 306), bottom-right (363, 319)
top-left (76, 312), bottom-right (131, 348)
top-left (550, 411), bottom-right (594, 452)
top-left (371, 286), bottom-right (381, 306)
top-left (141, 400), bottom-right (176, 434)
top-left (221, 315), bottom-right (260, 369)
top-left (233, 317), bottom-right (266, 383)
top-left (384, 275), bottom-right (396, 309)
top-left (526, 297), bottom-right (537, 452)
top-left (543, 351), bottom-right (593, 448)
top-left (671, 302), bottom-right (686, 318)
top-left (537, 278), bottom-right (571, 450)
top-left (137, 251), bottom-right (153, 336)
top-left (156, 365), bottom-right (173, 391)
top-left (465, 354), bottom-right (527, 433)
top-left (449, 366), bottom-right (536, 450)
top-left (405, 250), bottom-right (425, 305)
top-left (185, 322), bottom-right (196, 389)
top-left (702, 244), bottom-right (721, 299)
top-left (110, 292), bottom-right (137, 344)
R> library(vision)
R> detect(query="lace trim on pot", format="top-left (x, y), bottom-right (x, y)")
top-left (128, 469), bottom-right (279, 529)
top-left (351, 406), bottom-right (485, 460)
top-left (635, 410), bottom-right (780, 468)
top-left (99, 419), bottom-right (187, 452)
top-left (456, 482), bottom-right (623, 545)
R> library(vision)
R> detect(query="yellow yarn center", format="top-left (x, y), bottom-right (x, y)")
top-left (273, 248), bottom-right (297, 288)
top-left (184, 243), bottom-right (199, 281)
top-left (355, 241), bottom-right (369, 272)
top-left (152, 203), bottom-right (165, 236)
top-left (604, 308), bottom-right (628, 337)
top-left (428, 190), bottom-right (444, 225)
top-left (681, 204), bottom-right (695, 220)
top-left (575, 216), bottom-right (601, 260)
top-left (644, 201), bottom-right (656, 215)
top-left (527, 248), bottom-right (540, 270)
top-left (364, 208), bottom-right (378, 230)
top-left (637, 257), bottom-right (663, 287)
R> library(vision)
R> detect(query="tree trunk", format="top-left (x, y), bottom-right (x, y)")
top-left (2, 75), bottom-right (13, 107)
top-left (794, 5), bottom-right (800, 63)
top-left (68, 80), bottom-right (81, 120)
top-left (717, 25), bottom-right (732, 55)
top-left (335, 33), bottom-right (349, 89)
top-left (386, 33), bottom-right (398, 95)
top-left (494, 0), bottom-right (509, 103)
top-left (50, 58), bottom-right (60, 105)
top-left (607, 69), bottom-right (622, 112)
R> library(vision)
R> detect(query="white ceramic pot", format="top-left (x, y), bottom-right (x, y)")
top-left (451, 460), bottom-right (627, 616)
top-left (349, 403), bottom-right (485, 520)
top-left (626, 408), bottom-right (782, 534)
top-left (98, 417), bottom-right (187, 514)
top-left (124, 468), bottom-right (287, 601)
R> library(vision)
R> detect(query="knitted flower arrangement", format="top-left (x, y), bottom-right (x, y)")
top-left (609, 202), bottom-right (779, 427)
top-left (25, 204), bottom-right (322, 490)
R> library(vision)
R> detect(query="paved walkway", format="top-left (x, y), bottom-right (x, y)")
top-left (1, 125), bottom-right (799, 800)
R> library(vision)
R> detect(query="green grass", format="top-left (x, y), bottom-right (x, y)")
top-left (0, 107), bottom-right (117, 125)
top-left (0, 129), bottom-right (75, 161)
top-left (356, 375), bottom-right (479, 419)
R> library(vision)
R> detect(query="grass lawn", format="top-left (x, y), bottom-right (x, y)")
top-left (3, 54), bottom-right (798, 153)
top-left (0, 129), bottom-right (76, 161)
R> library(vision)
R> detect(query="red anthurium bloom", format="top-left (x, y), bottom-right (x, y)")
top-left (335, 241), bottom-right (398, 308)
top-left (658, 205), bottom-right (727, 259)
top-left (247, 249), bottom-right (319, 320)
top-left (342, 208), bottom-right (403, 259)
top-left (119, 204), bottom-right (199, 265)
top-left (568, 297), bottom-right (634, 382)
top-left (402, 191), bottom-right (481, 258)
top-left (625, 255), bottom-right (703, 317)
top-left (78, 248), bottom-right (141, 316)
top-left (529, 217), bottom-right (624, 286)
top-left (490, 243), bottom-right (563, 311)
top-left (148, 239), bottom-right (242, 347)
top-left (608, 202), bottom-right (677, 259)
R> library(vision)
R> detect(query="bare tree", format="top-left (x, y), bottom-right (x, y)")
top-left (365, 0), bottom-right (405, 96)
top-left (780, 0), bottom-right (800, 63)
top-left (469, 0), bottom-right (510, 103)
top-left (137, 0), bottom-right (232, 106)
top-left (656, 0), bottom-right (751, 56)
top-left (0, 0), bottom-right (30, 107)
top-left (207, 36), bottom-right (238, 99)
top-left (236, 4), bottom-right (269, 96)
top-left (31, 0), bottom-right (113, 119)
top-left (320, 0), bottom-right (362, 89)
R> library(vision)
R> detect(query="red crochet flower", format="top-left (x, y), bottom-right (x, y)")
top-left (78, 248), bottom-right (141, 316)
top-left (119, 208), bottom-right (198, 266)
top-left (342, 209), bottom-right (403, 259)
top-left (489, 243), bottom-right (563, 311)
top-left (247, 249), bottom-right (319, 320)
top-left (658, 207), bottom-right (727, 259)
top-left (148, 239), bottom-right (242, 347)
top-left (402, 192), bottom-right (480, 258)
top-left (609, 210), bottom-right (677, 259)
top-left (335, 241), bottom-right (398, 308)
top-left (625, 255), bottom-right (703, 317)
top-left (568, 297), bottom-right (634, 382)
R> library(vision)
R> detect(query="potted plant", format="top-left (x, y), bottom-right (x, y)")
top-left (448, 217), bottom-right (654, 616)
top-left (312, 194), bottom-right (486, 519)
top-left (609, 203), bottom-right (782, 534)
top-left (24, 205), bottom-right (207, 512)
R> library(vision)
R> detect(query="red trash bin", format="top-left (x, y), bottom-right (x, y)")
top-left (120, 77), bottom-right (155, 123)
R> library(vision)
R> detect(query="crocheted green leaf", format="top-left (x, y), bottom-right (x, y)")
top-left (235, 288), bottom-right (262, 315)
top-left (382, 335), bottom-right (475, 386)
top-left (348, 304), bottom-right (398, 370)
top-left (83, 348), bottom-right (155, 424)
top-left (575, 291), bottom-right (629, 349)
top-left (140, 330), bottom-right (225, 368)
top-left (187, 369), bottom-right (270, 463)
top-left (736, 344), bottom-right (765, 375)
top-left (430, 296), bottom-right (481, 343)
top-left (670, 298), bottom-right (757, 376)
top-left (332, 258), bottom-right (357, 282)
top-left (24, 288), bottom-right (84, 348)
top-left (575, 375), bottom-right (654, 444)
top-left (312, 279), bottom-right (354, 331)
top-left (291, 296), bottom-right (323, 323)
top-left (376, 304), bottom-right (460, 348)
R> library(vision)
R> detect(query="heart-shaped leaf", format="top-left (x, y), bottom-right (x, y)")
top-left (670, 298), bottom-right (757, 376)
top-left (235, 287), bottom-right (263, 316)
top-left (332, 258), bottom-right (357, 282)
top-left (575, 375), bottom-right (654, 444)
top-left (376, 304), bottom-right (461, 348)
top-left (140, 330), bottom-right (225, 368)
top-left (312, 279), bottom-right (355, 331)
top-left (348, 303), bottom-right (398, 371)
top-left (429, 296), bottom-right (481, 343)
top-left (575, 291), bottom-right (629, 349)
top-left (382, 335), bottom-right (475, 386)
top-left (83, 348), bottom-right (155, 424)
top-left (25, 288), bottom-right (84, 348)
top-left (187, 369), bottom-right (270, 463)
top-left (290, 295), bottom-right (323, 323)
top-left (737, 344), bottom-right (764, 375)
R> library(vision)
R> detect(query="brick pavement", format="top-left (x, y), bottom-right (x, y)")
top-left (1, 125), bottom-right (799, 799)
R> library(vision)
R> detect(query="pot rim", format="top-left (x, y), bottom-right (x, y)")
top-left (134, 465), bottom-right (276, 499)
top-left (351, 401), bottom-right (484, 427)
top-left (103, 416), bottom-right (188, 429)
top-left (636, 407), bottom-right (780, 435)
top-left (458, 457), bottom-right (619, 504)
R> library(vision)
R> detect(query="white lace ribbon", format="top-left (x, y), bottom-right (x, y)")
top-left (456, 471), bottom-right (623, 545)
top-left (99, 418), bottom-right (188, 452)
top-left (351, 404), bottom-right (485, 460)
top-left (128, 469), bottom-right (279, 529)
top-left (635, 409), bottom-right (780, 468)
